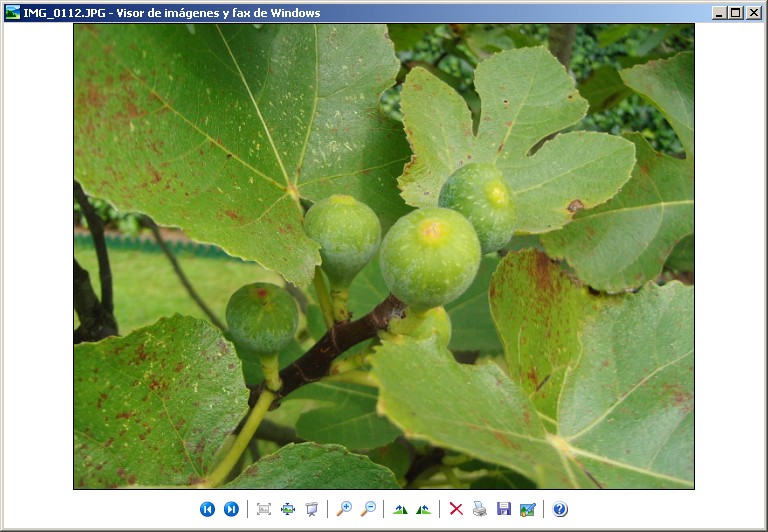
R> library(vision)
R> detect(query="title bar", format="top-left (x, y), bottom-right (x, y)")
top-left (3, 3), bottom-right (762, 23)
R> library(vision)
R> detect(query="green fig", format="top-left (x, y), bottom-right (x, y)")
top-left (438, 162), bottom-right (517, 254)
top-left (225, 282), bottom-right (298, 356)
top-left (379, 207), bottom-right (481, 311)
top-left (304, 194), bottom-right (382, 289)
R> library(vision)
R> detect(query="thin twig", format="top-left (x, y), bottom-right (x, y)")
top-left (74, 180), bottom-right (114, 313)
top-left (140, 216), bottom-right (227, 331)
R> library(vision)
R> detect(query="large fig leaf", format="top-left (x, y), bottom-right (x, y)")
top-left (557, 281), bottom-right (694, 487)
top-left (370, 336), bottom-right (573, 487)
top-left (489, 250), bottom-right (602, 420)
top-left (372, 279), bottom-right (693, 488)
top-left (398, 46), bottom-right (635, 233)
top-left (224, 442), bottom-right (400, 488)
top-left (74, 315), bottom-right (246, 487)
top-left (542, 52), bottom-right (694, 291)
top-left (75, 24), bottom-right (409, 286)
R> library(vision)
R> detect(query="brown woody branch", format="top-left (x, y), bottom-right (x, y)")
top-left (74, 258), bottom-right (118, 343)
top-left (74, 180), bottom-right (114, 313)
top-left (246, 293), bottom-right (407, 408)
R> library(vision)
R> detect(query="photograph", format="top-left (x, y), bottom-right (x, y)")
top-left (73, 22), bottom-right (694, 489)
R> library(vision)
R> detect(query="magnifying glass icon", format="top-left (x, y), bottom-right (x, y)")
top-left (336, 501), bottom-right (352, 516)
top-left (361, 501), bottom-right (376, 516)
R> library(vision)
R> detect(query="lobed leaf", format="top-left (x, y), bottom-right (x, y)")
top-left (542, 52), bottom-right (694, 291)
top-left (398, 46), bottom-right (636, 233)
top-left (75, 24), bottom-right (409, 286)
top-left (74, 315), bottom-right (246, 488)
top-left (372, 276), bottom-right (693, 488)
top-left (542, 134), bottom-right (693, 291)
top-left (370, 335), bottom-right (573, 487)
top-left (557, 282), bottom-right (694, 487)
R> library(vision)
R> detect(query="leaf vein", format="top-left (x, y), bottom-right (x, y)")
top-left (215, 24), bottom-right (291, 186)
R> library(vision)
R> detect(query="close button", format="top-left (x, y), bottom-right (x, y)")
top-left (746, 6), bottom-right (762, 19)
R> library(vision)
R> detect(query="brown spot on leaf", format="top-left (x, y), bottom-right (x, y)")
top-left (146, 162), bottom-right (162, 185)
top-left (224, 210), bottom-right (245, 223)
top-left (567, 199), bottom-right (584, 213)
top-left (491, 430), bottom-right (520, 449)
top-left (526, 367), bottom-right (539, 389)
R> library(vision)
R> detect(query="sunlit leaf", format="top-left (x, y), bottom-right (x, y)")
top-left (372, 282), bottom-right (693, 488)
top-left (398, 47), bottom-right (635, 234)
top-left (75, 24), bottom-right (409, 286)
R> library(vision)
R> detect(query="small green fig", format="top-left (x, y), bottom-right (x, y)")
top-left (379, 207), bottom-right (481, 311)
top-left (386, 306), bottom-right (452, 347)
top-left (438, 162), bottom-right (517, 254)
top-left (225, 283), bottom-right (298, 356)
top-left (303, 194), bottom-right (382, 290)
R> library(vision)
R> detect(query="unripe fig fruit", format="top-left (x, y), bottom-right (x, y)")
top-left (304, 194), bottom-right (382, 289)
top-left (379, 207), bottom-right (481, 311)
top-left (387, 306), bottom-right (452, 347)
top-left (438, 162), bottom-right (517, 254)
top-left (225, 283), bottom-right (298, 356)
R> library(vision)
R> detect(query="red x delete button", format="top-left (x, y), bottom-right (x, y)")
top-left (450, 502), bottom-right (463, 515)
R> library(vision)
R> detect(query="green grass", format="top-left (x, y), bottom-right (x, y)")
top-left (75, 240), bottom-right (283, 334)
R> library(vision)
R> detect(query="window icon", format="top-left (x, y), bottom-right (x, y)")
top-left (497, 502), bottom-right (512, 515)
top-left (520, 503), bottom-right (536, 517)
top-left (5, 5), bottom-right (20, 19)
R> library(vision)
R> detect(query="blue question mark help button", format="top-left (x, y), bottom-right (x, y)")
top-left (552, 502), bottom-right (568, 517)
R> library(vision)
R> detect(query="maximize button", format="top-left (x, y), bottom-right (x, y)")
top-left (728, 6), bottom-right (744, 19)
